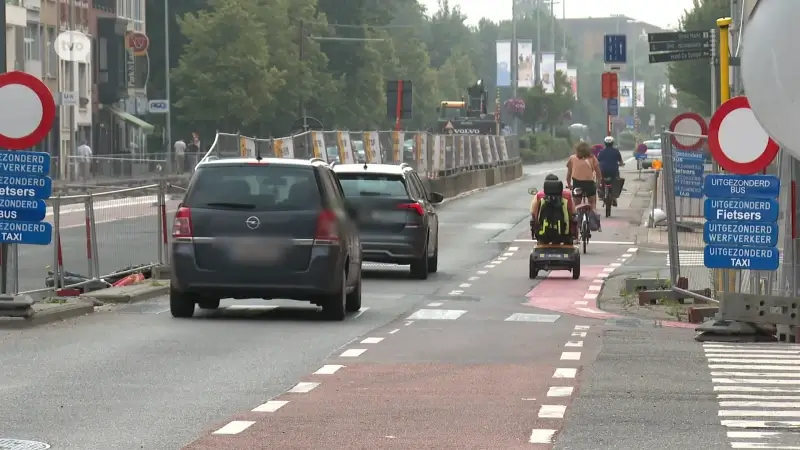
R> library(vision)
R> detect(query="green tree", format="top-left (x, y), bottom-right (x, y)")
top-left (171, 0), bottom-right (284, 133)
top-left (668, 0), bottom-right (730, 115)
top-left (520, 70), bottom-right (574, 130)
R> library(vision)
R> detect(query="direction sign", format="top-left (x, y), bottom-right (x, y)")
top-left (0, 72), bottom-right (57, 150)
top-left (703, 174), bottom-right (780, 198)
top-left (649, 41), bottom-right (710, 52)
top-left (0, 220), bottom-right (53, 245)
top-left (648, 50), bottom-right (711, 63)
top-left (704, 198), bottom-right (779, 223)
top-left (669, 113), bottom-right (708, 150)
top-left (674, 163), bottom-right (703, 177)
top-left (708, 96), bottom-right (779, 174)
top-left (0, 199), bottom-right (46, 222)
top-left (703, 222), bottom-right (778, 247)
top-left (704, 245), bottom-right (780, 271)
top-left (607, 98), bottom-right (619, 116)
top-left (648, 30), bottom-right (711, 43)
top-left (604, 34), bottom-right (627, 67)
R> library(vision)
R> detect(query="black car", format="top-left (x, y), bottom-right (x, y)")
top-left (169, 157), bottom-right (363, 320)
top-left (331, 162), bottom-right (442, 279)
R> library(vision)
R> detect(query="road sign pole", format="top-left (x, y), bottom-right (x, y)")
top-left (164, 0), bottom-right (173, 174)
top-left (715, 17), bottom-right (735, 295)
top-left (0, 0), bottom-right (6, 295)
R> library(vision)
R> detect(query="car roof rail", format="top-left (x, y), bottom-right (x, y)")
top-left (399, 162), bottom-right (411, 169)
top-left (309, 157), bottom-right (327, 165)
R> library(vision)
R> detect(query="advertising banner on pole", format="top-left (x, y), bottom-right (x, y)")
top-left (517, 41), bottom-right (534, 88)
top-left (496, 40), bottom-right (511, 87)
top-left (540, 52), bottom-right (556, 93)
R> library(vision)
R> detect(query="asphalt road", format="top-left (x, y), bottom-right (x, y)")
top-left (0, 160), bottom-right (575, 450)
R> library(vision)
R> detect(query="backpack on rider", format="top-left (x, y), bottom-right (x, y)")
top-left (536, 179), bottom-right (571, 244)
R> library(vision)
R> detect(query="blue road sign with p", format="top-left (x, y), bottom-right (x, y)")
top-left (703, 174), bottom-right (780, 198)
top-left (604, 34), bottom-right (627, 64)
top-left (0, 150), bottom-right (52, 245)
top-left (607, 98), bottom-right (619, 116)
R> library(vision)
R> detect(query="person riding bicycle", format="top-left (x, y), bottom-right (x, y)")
top-left (531, 174), bottom-right (577, 242)
top-left (566, 141), bottom-right (601, 231)
top-left (597, 136), bottom-right (624, 206)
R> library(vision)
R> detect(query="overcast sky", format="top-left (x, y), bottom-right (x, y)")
top-left (420, 0), bottom-right (699, 29)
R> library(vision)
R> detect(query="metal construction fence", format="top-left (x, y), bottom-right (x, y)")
top-left (658, 130), bottom-right (796, 328)
top-left (203, 130), bottom-right (521, 177)
top-left (48, 153), bottom-right (176, 183)
top-left (4, 182), bottom-right (184, 296)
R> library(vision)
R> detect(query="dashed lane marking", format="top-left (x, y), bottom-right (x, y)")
top-left (313, 365), bottom-right (343, 375)
top-left (252, 400), bottom-right (289, 412)
top-left (288, 382), bottom-right (320, 393)
top-left (406, 309), bottom-right (467, 320)
top-left (504, 313), bottom-right (561, 322)
top-left (361, 337), bottom-right (384, 344)
top-left (340, 349), bottom-right (367, 357)
top-left (212, 421), bottom-right (255, 435)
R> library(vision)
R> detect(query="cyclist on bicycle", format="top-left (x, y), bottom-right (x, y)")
top-left (531, 174), bottom-right (577, 241)
top-left (566, 142), bottom-right (601, 228)
top-left (597, 136), bottom-right (624, 206)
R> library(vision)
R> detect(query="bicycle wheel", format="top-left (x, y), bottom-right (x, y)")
top-left (581, 216), bottom-right (589, 254)
top-left (605, 194), bottom-right (612, 217)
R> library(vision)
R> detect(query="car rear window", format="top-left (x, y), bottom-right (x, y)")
top-left (185, 165), bottom-right (320, 211)
top-left (336, 173), bottom-right (409, 198)
top-left (646, 141), bottom-right (661, 149)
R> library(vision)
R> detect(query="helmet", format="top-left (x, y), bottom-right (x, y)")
top-left (604, 136), bottom-right (615, 145)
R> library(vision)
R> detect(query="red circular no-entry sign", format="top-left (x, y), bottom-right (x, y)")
top-left (0, 71), bottom-right (56, 150)
top-left (707, 95), bottom-right (779, 175)
top-left (669, 112), bottom-right (708, 150)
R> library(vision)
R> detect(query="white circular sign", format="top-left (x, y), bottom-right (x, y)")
top-left (673, 117), bottom-right (703, 137)
top-left (0, 84), bottom-right (44, 139)
top-left (717, 107), bottom-right (771, 163)
top-left (54, 31), bottom-right (92, 62)
top-left (741, 0), bottom-right (800, 156)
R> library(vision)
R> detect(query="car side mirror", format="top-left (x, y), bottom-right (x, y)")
top-left (428, 192), bottom-right (444, 204)
top-left (528, 188), bottom-right (538, 195)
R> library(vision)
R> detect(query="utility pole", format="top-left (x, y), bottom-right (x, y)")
top-left (68, 0), bottom-right (75, 181)
top-left (164, 0), bottom-right (173, 173)
top-left (535, 1), bottom-right (541, 85)
top-left (511, 0), bottom-right (518, 134)
top-left (562, 0), bottom-right (567, 57)
top-left (299, 20), bottom-right (308, 133)
top-left (549, 0), bottom-right (555, 56)
top-left (0, 0), bottom-right (6, 294)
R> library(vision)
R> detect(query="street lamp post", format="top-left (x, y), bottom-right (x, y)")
top-left (164, 0), bottom-right (173, 173)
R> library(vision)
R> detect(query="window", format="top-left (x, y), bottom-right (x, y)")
top-left (46, 26), bottom-right (57, 77)
top-left (336, 173), bottom-right (409, 199)
top-left (185, 166), bottom-right (321, 211)
top-left (645, 141), bottom-right (661, 150)
top-left (24, 25), bottom-right (40, 61)
top-left (78, 63), bottom-right (87, 98)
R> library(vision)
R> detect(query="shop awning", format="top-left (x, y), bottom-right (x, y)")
top-left (109, 107), bottom-right (155, 134)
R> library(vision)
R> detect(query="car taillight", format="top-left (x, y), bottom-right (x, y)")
top-left (172, 207), bottom-right (193, 238)
top-left (314, 209), bottom-right (339, 243)
top-left (398, 202), bottom-right (424, 216)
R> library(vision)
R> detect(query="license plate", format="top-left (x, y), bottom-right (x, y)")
top-left (371, 211), bottom-right (399, 222)
top-left (229, 237), bottom-right (289, 263)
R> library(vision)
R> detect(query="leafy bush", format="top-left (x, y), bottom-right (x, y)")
top-left (520, 132), bottom-right (573, 163)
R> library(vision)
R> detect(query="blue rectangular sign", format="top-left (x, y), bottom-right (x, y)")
top-left (675, 177), bottom-right (703, 189)
top-left (0, 198), bottom-right (46, 222)
top-left (607, 98), bottom-right (619, 116)
top-left (0, 151), bottom-right (51, 176)
top-left (703, 221), bottom-right (778, 247)
top-left (0, 220), bottom-right (52, 245)
top-left (675, 186), bottom-right (703, 198)
top-left (0, 174), bottom-right (52, 199)
top-left (673, 165), bottom-right (703, 177)
top-left (704, 174), bottom-right (780, 199)
top-left (604, 34), bottom-right (627, 63)
top-left (704, 198), bottom-right (779, 223)
top-left (704, 245), bottom-right (780, 271)
top-left (674, 150), bottom-right (705, 160)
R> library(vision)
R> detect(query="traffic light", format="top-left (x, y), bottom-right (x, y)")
top-left (386, 80), bottom-right (413, 120)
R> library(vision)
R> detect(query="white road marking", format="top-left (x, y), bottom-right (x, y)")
top-left (577, 307), bottom-right (605, 314)
top-left (588, 285), bottom-right (601, 291)
top-left (574, 325), bottom-right (590, 330)
top-left (710, 365), bottom-right (800, 371)
top-left (288, 382), bottom-right (320, 393)
top-left (508, 247), bottom-right (519, 251)
top-left (405, 321), bottom-right (414, 326)
top-left (213, 421), bottom-right (255, 435)
top-left (561, 352), bottom-right (581, 360)
top-left (705, 348), bottom-right (800, 355)
top-left (361, 337), bottom-right (384, 344)
top-left (610, 263), bottom-right (621, 267)
top-left (477, 270), bottom-right (488, 274)
top-left (728, 431), bottom-right (786, 438)
top-left (597, 273), bottom-right (609, 278)
top-left (593, 279), bottom-right (604, 284)
top-left (573, 301), bottom-right (588, 306)
top-left (565, 341), bottom-right (583, 347)
top-left (621, 253), bottom-right (632, 257)
top-left (715, 386), bottom-right (800, 393)
top-left (713, 372), bottom-right (800, 378)
top-left (352, 307), bottom-right (370, 319)
top-left (252, 400), bottom-right (289, 412)
top-left (707, 354), bottom-right (800, 359)
top-left (459, 283), bottom-right (471, 288)
top-left (484, 265), bottom-right (496, 268)
top-left (389, 329), bottom-right (400, 334)
top-left (504, 313), bottom-right (560, 322)
top-left (538, 405), bottom-right (567, 418)
top-left (719, 394), bottom-right (800, 400)
top-left (468, 276), bottom-right (480, 281)
top-left (340, 349), bottom-right (367, 357)
top-left (553, 368), bottom-right (577, 378)
top-left (547, 386), bottom-right (574, 397)
top-left (627, 247), bottom-right (638, 252)
top-left (496, 257), bottom-right (507, 261)
top-left (529, 429), bottom-right (558, 444)
top-left (572, 331), bottom-right (587, 337)
top-left (722, 419), bottom-right (800, 428)
top-left (427, 302), bottom-right (444, 307)
top-left (448, 290), bottom-right (463, 295)
top-left (313, 365), bottom-right (343, 375)
top-left (503, 253), bottom-right (514, 257)
top-left (583, 293), bottom-right (598, 300)
top-left (720, 410), bottom-right (800, 417)
top-left (407, 309), bottom-right (467, 320)
top-left (720, 401), bottom-right (800, 408)
top-left (602, 267), bottom-right (615, 273)
top-left (709, 358), bottom-right (800, 364)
